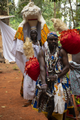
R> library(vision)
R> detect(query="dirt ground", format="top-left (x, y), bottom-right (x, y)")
top-left (0, 35), bottom-right (47, 120)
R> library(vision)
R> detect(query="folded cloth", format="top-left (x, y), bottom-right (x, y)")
top-left (69, 61), bottom-right (80, 95)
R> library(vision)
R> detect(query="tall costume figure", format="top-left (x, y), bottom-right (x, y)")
top-left (11, 2), bottom-right (50, 106)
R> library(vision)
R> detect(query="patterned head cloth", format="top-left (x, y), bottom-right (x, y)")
top-left (47, 32), bottom-right (58, 38)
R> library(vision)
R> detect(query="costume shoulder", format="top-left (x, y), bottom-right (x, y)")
top-left (41, 24), bottom-right (50, 45)
top-left (14, 21), bottom-right (25, 42)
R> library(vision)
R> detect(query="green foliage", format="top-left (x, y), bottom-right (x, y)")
top-left (10, 13), bottom-right (22, 30)
top-left (9, 0), bottom-right (15, 15)
top-left (10, 0), bottom-right (57, 31)
top-left (9, 0), bottom-right (80, 31)
top-left (16, 0), bottom-right (29, 15)
top-left (0, 0), bottom-right (7, 11)
top-left (43, 0), bottom-right (61, 2)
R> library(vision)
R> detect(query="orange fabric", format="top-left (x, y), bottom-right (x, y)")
top-left (41, 24), bottom-right (50, 45)
top-left (14, 24), bottom-right (50, 44)
top-left (14, 27), bottom-right (24, 42)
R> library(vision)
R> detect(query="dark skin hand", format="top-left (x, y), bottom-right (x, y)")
top-left (47, 48), bottom-right (69, 81)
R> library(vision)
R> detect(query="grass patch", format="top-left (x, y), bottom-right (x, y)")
top-left (13, 66), bottom-right (18, 70)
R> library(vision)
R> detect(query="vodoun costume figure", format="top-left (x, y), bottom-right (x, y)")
top-left (32, 32), bottom-right (73, 120)
top-left (11, 2), bottom-right (50, 107)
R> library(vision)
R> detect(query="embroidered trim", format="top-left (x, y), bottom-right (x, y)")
top-left (14, 27), bottom-right (24, 41)
top-left (41, 24), bottom-right (50, 45)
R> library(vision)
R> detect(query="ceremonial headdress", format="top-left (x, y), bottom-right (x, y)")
top-left (14, 2), bottom-right (50, 44)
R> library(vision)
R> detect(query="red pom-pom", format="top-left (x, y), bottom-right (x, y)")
top-left (25, 57), bottom-right (40, 81)
top-left (59, 29), bottom-right (80, 54)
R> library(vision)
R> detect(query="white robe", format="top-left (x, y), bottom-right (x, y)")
top-left (0, 20), bottom-right (47, 100)
top-left (11, 39), bottom-right (40, 100)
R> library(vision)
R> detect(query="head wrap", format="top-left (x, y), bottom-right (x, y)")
top-left (47, 32), bottom-right (58, 38)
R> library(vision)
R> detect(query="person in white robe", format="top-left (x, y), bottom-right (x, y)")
top-left (0, 2), bottom-right (50, 106)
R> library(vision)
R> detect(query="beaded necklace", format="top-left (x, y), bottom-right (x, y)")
top-left (45, 46), bottom-right (62, 75)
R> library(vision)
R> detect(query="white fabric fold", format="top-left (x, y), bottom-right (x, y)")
top-left (0, 20), bottom-right (16, 62)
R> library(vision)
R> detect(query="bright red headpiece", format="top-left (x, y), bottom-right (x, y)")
top-left (25, 57), bottom-right (40, 81)
top-left (59, 29), bottom-right (80, 54)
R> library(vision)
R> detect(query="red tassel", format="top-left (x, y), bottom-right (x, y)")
top-left (25, 57), bottom-right (40, 81)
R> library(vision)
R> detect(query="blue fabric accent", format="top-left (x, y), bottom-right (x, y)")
top-left (55, 64), bottom-right (58, 70)
top-left (36, 79), bottom-right (38, 85)
top-left (58, 78), bottom-right (60, 83)
top-left (35, 89), bottom-right (38, 96)
top-left (48, 32), bottom-right (58, 38)
top-left (51, 56), bottom-right (54, 60)
top-left (65, 103), bottom-right (67, 110)
top-left (58, 46), bottom-right (61, 49)
top-left (33, 101), bottom-right (37, 108)
top-left (59, 56), bottom-right (62, 59)
top-left (62, 84), bottom-right (66, 89)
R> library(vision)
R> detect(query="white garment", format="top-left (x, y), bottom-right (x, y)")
top-left (0, 20), bottom-right (41, 100)
top-left (0, 20), bottom-right (16, 62)
top-left (23, 73), bottom-right (36, 100)
top-left (11, 39), bottom-right (40, 100)
top-left (54, 83), bottom-right (65, 114)
top-left (42, 41), bottom-right (48, 52)
top-left (11, 39), bottom-right (26, 74)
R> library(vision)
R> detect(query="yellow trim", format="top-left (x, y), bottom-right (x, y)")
top-left (14, 27), bottom-right (24, 42)
top-left (41, 24), bottom-right (50, 45)
top-left (31, 104), bottom-right (73, 116)
top-left (67, 106), bottom-right (74, 108)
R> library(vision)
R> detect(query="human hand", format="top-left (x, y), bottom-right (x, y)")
top-left (69, 63), bottom-right (74, 70)
top-left (47, 74), bottom-right (58, 82)
top-left (41, 84), bottom-right (47, 93)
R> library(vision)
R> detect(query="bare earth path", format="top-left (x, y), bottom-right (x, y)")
top-left (0, 35), bottom-right (47, 120)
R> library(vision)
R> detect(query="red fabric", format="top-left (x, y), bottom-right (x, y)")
top-left (25, 57), bottom-right (40, 81)
top-left (59, 29), bottom-right (80, 54)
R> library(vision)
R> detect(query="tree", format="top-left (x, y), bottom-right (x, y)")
top-left (9, 0), bottom-right (80, 30)
top-left (0, 0), bottom-right (7, 13)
